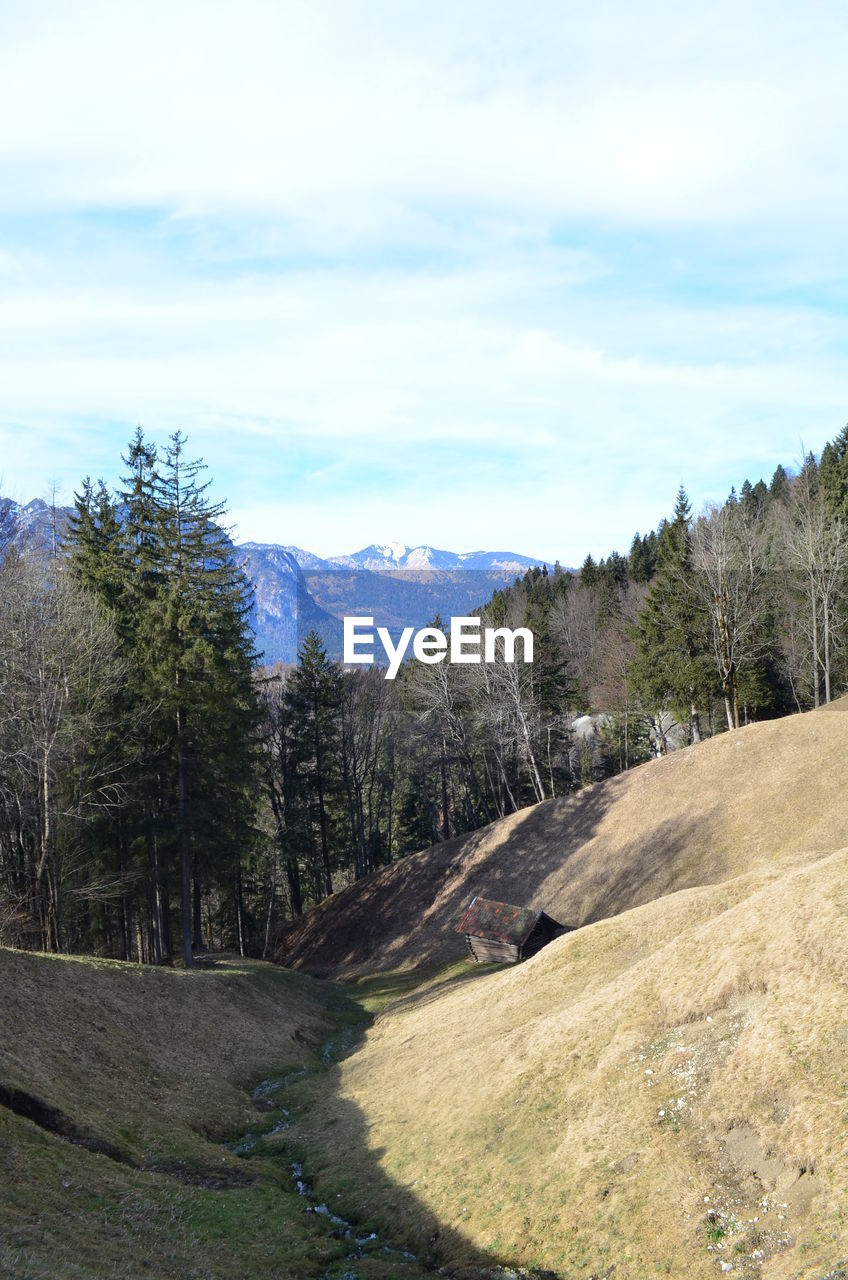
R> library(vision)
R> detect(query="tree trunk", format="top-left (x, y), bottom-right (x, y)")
top-left (192, 854), bottom-right (203, 954)
top-left (313, 700), bottom-right (333, 897)
top-left (262, 849), bottom-right (277, 959)
top-left (177, 706), bottom-right (193, 969)
top-left (146, 804), bottom-right (163, 965)
top-left (823, 599), bottom-right (832, 703)
top-left (236, 862), bottom-right (245, 958)
top-left (810, 576), bottom-right (820, 708)
top-left (286, 854), bottom-right (303, 917)
top-left (440, 745), bottom-right (451, 841)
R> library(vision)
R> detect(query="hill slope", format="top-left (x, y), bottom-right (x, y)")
top-left (276, 696), bottom-right (848, 977)
top-left (0, 952), bottom-right (436, 1280)
top-left (294, 844), bottom-right (848, 1278)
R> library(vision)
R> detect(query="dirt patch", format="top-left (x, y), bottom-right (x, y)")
top-left (0, 1080), bottom-right (131, 1165)
top-left (146, 1160), bottom-right (259, 1189)
top-left (720, 1122), bottom-right (821, 1216)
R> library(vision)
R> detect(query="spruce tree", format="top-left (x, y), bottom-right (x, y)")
top-left (285, 631), bottom-right (343, 900)
top-left (632, 488), bottom-right (712, 742)
top-left (580, 554), bottom-right (600, 587)
top-left (820, 424), bottom-right (848, 519)
top-left (67, 430), bottom-right (261, 966)
top-left (770, 464), bottom-right (790, 502)
top-left (148, 431), bottom-right (260, 965)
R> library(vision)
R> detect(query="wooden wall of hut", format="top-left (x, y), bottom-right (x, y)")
top-left (465, 936), bottom-right (520, 964)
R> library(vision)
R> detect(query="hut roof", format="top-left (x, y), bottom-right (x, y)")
top-left (454, 896), bottom-right (563, 946)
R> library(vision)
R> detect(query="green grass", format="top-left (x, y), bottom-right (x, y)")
top-left (0, 948), bottom-right (443, 1280)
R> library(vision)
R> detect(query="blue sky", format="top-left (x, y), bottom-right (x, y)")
top-left (2, 1), bottom-right (848, 563)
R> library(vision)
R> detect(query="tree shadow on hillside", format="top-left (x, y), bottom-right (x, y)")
top-left (277, 784), bottom-right (622, 978)
top-left (277, 782), bottom-right (732, 983)
top-left (268, 1061), bottom-right (566, 1280)
top-left (579, 807), bottom-right (720, 926)
top-left (368, 960), bottom-right (508, 1019)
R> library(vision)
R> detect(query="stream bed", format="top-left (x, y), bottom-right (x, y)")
top-left (228, 1065), bottom-right (432, 1279)
top-left (228, 1035), bottom-right (559, 1280)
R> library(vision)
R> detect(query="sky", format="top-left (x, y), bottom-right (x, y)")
top-left (1, 1), bottom-right (848, 563)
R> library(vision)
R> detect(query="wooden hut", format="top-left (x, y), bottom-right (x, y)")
top-left (455, 896), bottom-right (571, 964)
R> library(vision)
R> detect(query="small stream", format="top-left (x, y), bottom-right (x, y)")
top-left (229, 1037), bottom-right (556, 1280)
top-left (291, 1156), bottom-right (420, 1275)
top-left (228, 1046), bottom-right (427, 1279)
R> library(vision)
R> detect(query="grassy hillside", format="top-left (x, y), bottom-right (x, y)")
top-left (0, 951), bottom-right (443, 1280)
top-left (276, 697), bottom-right (848, 977)
top-left (6, 699), bottom-right (848, 1279)
top-left (291, 846), bottom-right (848, 1278)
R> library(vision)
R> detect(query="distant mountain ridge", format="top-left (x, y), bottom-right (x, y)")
top-left (0, 497), bottom-right (551, 663)
top-left (239, 540), bottom-right (545, 574)
top-left (0, 496), bottom-right (68, 553)
top-left (238, 542), bottom-right (550, 662)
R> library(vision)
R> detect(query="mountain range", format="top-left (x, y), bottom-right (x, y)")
top-left (249, 540), bottom-right (548, 574)
top-left (0, 498), bottom-right (549, 663)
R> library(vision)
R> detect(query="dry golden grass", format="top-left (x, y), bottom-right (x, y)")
top-left (269, 698), bottom-right (848, 1277)
top-left (7, 699), bottom-right (848, 1278)
top-left (0, 952), bottom-right (433, 1279)
top-left (295, 847), bottom-right (848, 1278)
top-left (277, 696), bottom-right (848, 979)
top-left (0, 951), bottom-right (330, 1160)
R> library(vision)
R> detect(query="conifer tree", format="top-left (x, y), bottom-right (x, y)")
top-left (820, 424), bottom-right (848, 519)
top-left (770, 464), bottom-right (790, 502)
top-left (632, 488), bottom-right (712, 742)
top-left (66, 430), bottom-right (261, 966)
top-left (580, 554), bottom-right (599, 587)
top-left (285, 631), bottom-right (343, 900)
top-left (147, 432), bottom-right (260, 964)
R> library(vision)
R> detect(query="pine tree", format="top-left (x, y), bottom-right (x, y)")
top-left (67, 479), bottom-right (125, 611)
top-left (148, 431), bottom-right (260, 965)
top-left (68, 472), bottom-right (152, 960)
top-left (66, 430), bottom-right (261, 966)
top-left (285, 631), bottom-right (343, 900)
top-left (770, 464), bottom-right (790, 502)
top-left (629, 534), bottom-right (650, 583)
top-left (751, 479), bottom-right (768, 510)
top-left (580, 554), bottom-right (600, 587)
top-left (632, 489), bottom-right (712, 743)
top-left (820, 424), bottom-right (848, 519)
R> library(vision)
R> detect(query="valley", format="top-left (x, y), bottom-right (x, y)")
top-left (3, 699), bottom-right (848, 1278)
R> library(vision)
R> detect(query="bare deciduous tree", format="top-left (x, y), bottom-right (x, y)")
top-left (780, 471), bottom-right (845, 707)
top-left (0, 553), bottom-right (126, 949)
top-left (690, 503), bottom-right (767, 730)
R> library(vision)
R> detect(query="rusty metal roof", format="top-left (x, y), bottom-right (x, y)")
top-left (455, 896), bottom-right (560, 945)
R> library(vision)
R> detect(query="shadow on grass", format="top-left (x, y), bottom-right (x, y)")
top-left (362, 959), bottom-right (508, 1020)
top-left (275, 782), bottom-right (621, 979)
top-left (243, 996), bottom-right (565, 1280)
top-left (581, 808), bottom-right (712, 925)
top-left (276, 769), bottom-right (728, 988)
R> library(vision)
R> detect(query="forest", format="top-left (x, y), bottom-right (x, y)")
top-left (1, 425), bottom-right (847, 964)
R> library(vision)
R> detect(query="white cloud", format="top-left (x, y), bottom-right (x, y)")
top-left (2, 252), bottom-right (840, 564)
top-left (2, 1), bottom-right (848, 560)
top-left (1, 265), bottom-right (843, 449)
top-left (1, 1), bottom-right (848, 229)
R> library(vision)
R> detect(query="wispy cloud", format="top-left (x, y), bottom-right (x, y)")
top-left (1, 1), bottom-right (847, 561)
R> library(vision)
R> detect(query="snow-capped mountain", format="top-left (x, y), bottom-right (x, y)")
top-left (267, 542), bottom-right (545, 574)
top-left (1, 497), bottom-right (551, 664)
top-left (239, 541), bottom-right (549, 661)
top-left (240, 539), bottom-right (545, 573)
top-left (0, 497), bottom-right (69, 554)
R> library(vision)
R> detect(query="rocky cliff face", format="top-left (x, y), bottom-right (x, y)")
top-left (0, 496), bottom-right (547, 665)
top-left (0, 498), bottom-right (69, 557)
